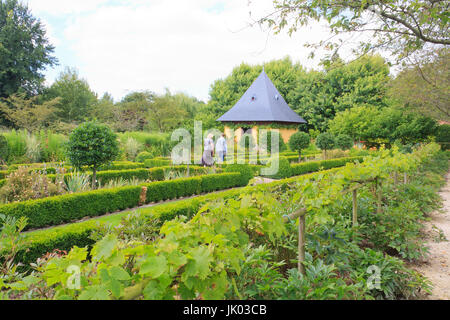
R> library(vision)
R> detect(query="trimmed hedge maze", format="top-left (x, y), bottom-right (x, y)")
top-left (0, 172), bottom-right (245, 231)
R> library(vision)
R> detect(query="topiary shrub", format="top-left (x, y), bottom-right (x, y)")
top-left (224, 164), bottom-right (254, 186)
top-left (67, 121), bottom-right (120, 189)
top-left (289, 132), bottom-right (310, 162)
top-left (316, 132), bottom-right (336, 159)
top-left (335, 134), bottom-right (354, 150)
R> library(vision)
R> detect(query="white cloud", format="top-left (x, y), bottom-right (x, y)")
top-left (27, 0), bottom-right (336, 102)
top-left (26, 0), bottom-right (110, 15)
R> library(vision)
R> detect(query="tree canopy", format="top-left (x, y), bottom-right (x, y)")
top-left (207, 57), bottom-right (303, 123)
top-left (43, 68), bottom-right (97, 123)
top-left (0, 0), bottom-right (57, 98)
top-left (289, 55), bottom-right (390, 131)
top-left (329, 105), bottom-right (438, 144)
top-left (0, 93), bottom-right (59, 131)
top-left (289, 131), bottom-right (310, 161)
top-left (208, 55), bottom-right (391, 132)
top-left (389, 48), bottom-right (449, 120)
top-left (259, 0), bottom-right (449, 63)
top-left (67, 121), bottom-right (119, 188)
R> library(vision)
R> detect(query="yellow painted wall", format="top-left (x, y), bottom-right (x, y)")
top-left (279, 128), bottom-right (298, 143)
top-left (224, 126), bottom-right (298, 144)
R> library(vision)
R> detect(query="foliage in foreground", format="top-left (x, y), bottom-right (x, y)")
top-left (0, 143), bottom-right (446, 300)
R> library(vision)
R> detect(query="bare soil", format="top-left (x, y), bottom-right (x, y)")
top-left (414, 170), bottom-right (450, 300)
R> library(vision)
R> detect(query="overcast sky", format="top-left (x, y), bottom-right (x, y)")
top-left (26, 0), bottom-right (337, 102)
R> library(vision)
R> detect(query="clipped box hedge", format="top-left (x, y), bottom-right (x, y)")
top-left (144, 159), bottom-right (171, 168)
top-left (43, 165), bottom-right (210, 185)
top-left (0, 171), bottom-right (247, 231)
top-left (290, 156), bottom-right (364, 176)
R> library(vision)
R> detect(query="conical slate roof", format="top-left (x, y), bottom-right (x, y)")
top-left (217, 70), bottom-right (307, 124)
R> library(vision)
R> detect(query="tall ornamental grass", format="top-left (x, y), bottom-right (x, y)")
top-left (117, 132), bottom-right (172, 158)
top-left (1, 129), bottom-right (67, 164)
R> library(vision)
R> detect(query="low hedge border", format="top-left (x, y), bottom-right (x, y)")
top-left (0, 171), bottom-right (246, 231)
top-left (290, 157), bottom-right (365, 176)
top-left (6, 161), bottom-right (146, 174)
top-left (43, 165), bottom-right (211, 185)
top-left (144, 159), bottom-right (171, 168)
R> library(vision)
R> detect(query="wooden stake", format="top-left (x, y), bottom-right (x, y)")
top-left (352, 189), bottom-right (358, 226)
top-left (377, 180), bottom-right (382, 214)
top-left (393, 172), bottom-right (398, 186)
top-left (298, 215), bottom-right (306, 275)
top-left (139, 186), bottom-right (147, 206)
top-left (282, 209), bottom-right (307, 275)
top-left (403, 172), bottom-right (407, 184)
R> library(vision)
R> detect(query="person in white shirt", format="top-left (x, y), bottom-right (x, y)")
top-left (215, 133), bottom-right (227, 164)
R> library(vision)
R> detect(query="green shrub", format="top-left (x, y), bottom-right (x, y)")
top-left (316, 132), bottom-right (336, 158)
top-left (289, 132), bottom-right (311, 162)
top-left (0, 167), bottom-right (63, 203)
top-left (144, 159), bottom-right (171, 168)
top-left (97, 161), bottom-right (145, 171)
top-left (67, 121), bottom-right (120, 188)
top-left (136, 151), bottom-right (154, 163)
top-left (0, 186), bottom-right (142, 230)
top-left (224, 164), bottom-right (254, 186)
top-left (264, 156), bottom-right (292, 179)
top-left (335, 134), bottom-right (354, 150)
top-left (0, 170), bottom-right (8, 179)
top-left (4, 129), bottom-right (27, 163)
top-left (291, 157), bottom-right (364, 176)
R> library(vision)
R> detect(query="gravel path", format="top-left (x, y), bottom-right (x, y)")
top-left (414, 170), bottom-right (450, 300)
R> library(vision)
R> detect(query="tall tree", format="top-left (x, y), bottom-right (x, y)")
top-left (290, 55), bottom-right (390, 131)
top-left (258, 0), bottom-right (449, 63)
top-left (90, 92), bottom-right (116, 124)
top-left (147, 90), bottom-right (188, 132)
top-left (389, 48), bottom-right (450, 120)
top-left (0, 0), bottom-right (57, 98)
top-left (113, 91), bottom-right (152, 132)
top-left (329, 105), bottom-right (438, 144)
top-left (44, 68), bottom-right (97, 123)
top-left (0, 93), bottom-right (59, 131)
